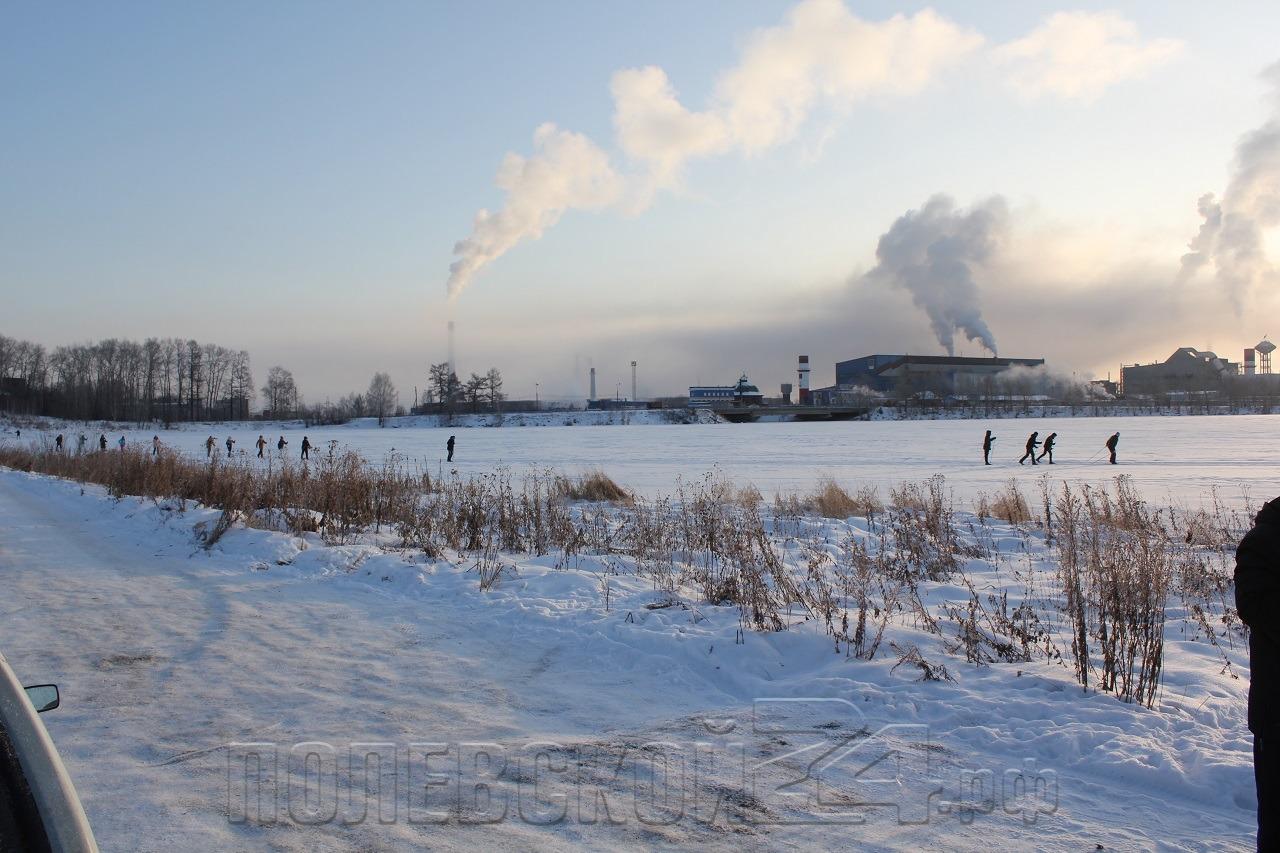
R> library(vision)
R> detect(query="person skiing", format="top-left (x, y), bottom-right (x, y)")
top-left (982, 430), bottom-right (996, 465)
top-left (1234, 496), bottom-right (1280, 849)
top-left (256, 435), bottom-right (266, 458)
top-left (99, 434), bottom-right (107, 451)
top-left (226, 436), bottom-right (235, 455)
top-left (1105, 431), bottom-right (1120, 464)
top-left (446, 435), bottom-right (455, 463)
top-left (277, 435), bottom-right (287, 453)
top-left (55, 434), bottom-right (64, 451)
top-left (205, 436), bottom-right (216, 458)
top-left (1036, 432), bottom-right (1057, 464)
top-left (301, 436), bottom-right (311, 460)
top-left (152, 435), bottom-right (161, 457)
top-left (117, 435), bottom-right (125, 451)
top-left (1019, 431), bottom-right (1040, 465)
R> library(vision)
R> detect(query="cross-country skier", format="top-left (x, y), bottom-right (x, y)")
top-left (1105, 432), bottom-right (1120, 464)
top-left (301, 436), bottom-right (311, 460)
top-left (277, 435), bottom-right (287, 453)
top-left (55, 434), bottom-right (63, 451)
top-left (1036, 432), bottom-right (1057, 464)
top-left (982, 430), bottom-right (996, 465)
top-left (1019, 432), bottom-right (1040, 465)
top-left (447, 435), bottom-right (455, 462)
top-left (99, 434), bottom-right (107, 451)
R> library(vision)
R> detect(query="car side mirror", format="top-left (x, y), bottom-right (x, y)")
top-left (24, 684), bottom-right (59, 713)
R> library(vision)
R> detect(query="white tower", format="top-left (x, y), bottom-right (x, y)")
top-left (1258, 339), bottom-right (1275, 375)
top-left (631, 361), bottom-right (637, 403)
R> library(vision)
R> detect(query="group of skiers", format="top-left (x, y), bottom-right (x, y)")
top-left (206, 434), bottom-right (314, 460)
top-left (52, 432), bottom-right (126, 453)
top-left (982, 430), bottom-right (1121, 466)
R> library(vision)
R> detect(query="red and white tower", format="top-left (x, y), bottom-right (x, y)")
top-left (798, 355), bottom-right (811, 404)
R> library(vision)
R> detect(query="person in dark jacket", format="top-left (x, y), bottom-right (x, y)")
top-left (225, 436), bottom-right (235, 455)
top-left (1236, 496), bottom-right (1280, 850)
top-left (277, 435), bottom-right (287, 453)
top-left (982, 430), bottom-right (996, 465)
top-left (1036, 432), bottom-right (1058, 464)
top-left (446, 435), bottom-right (455, 463)
top-left (99, 434), bottom-right (107, 451)
top-left (55, 434), bottom-right (63, 451)
top-left (1019, 432), bottom-right (1040, 465)
top-left (205, 435), bottom-right (216, 458)
top-left (1105, 431), bottom-right (1120, 464)
top-left (301, 436), bottom-right (311, 460)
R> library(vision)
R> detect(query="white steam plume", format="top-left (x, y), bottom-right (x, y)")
top-left (446, 0), bottom-right (1178, 300)
top-left (1180, 62), bottom-right (1280, 311)
top-left (867, 195), bottom-right (1005, 356)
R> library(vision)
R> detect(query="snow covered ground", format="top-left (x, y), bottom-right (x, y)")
top-left (6, 412), bottom-right (1277, 510)
top-left (0, 461), bottom-right (1257, 850)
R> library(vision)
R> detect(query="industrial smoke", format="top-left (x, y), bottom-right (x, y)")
top-left (867, 194), bottom-right (1004, 356)
top-left (1180, 62), bottom-right (1280, 311)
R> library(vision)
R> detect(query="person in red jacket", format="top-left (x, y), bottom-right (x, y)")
top-left (1236, 496), bottom-right (1280, 850)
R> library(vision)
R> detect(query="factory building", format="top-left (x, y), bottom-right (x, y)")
top-left (824, 354), bottom-right (1046, 395)
top-left (688, 374), bottom-right (764, 408)
top-left (1120, 347), bottom-right (1241, 397)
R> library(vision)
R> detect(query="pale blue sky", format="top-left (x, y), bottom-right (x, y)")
top-left (4, 1), bottom-right (1279, 401)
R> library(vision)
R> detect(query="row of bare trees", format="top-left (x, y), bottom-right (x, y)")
top-left (0, 333), bottom-right (262, 423)
top-left (426, 362), bottom-right (503, 413)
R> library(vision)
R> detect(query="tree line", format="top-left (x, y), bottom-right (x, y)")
top-left (1, 333), bottom-right (505, 426)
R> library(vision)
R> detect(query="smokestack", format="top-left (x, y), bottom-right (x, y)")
top-left (1245, 348), bottom-right (1256, 375)
top-left (631, 361), bottom-right (637, 403)
top-left (798, 355), bottom-right (811, 404)
top-left (447, 320), bottom-right (456, 375)
top-left (590, 367), bottom-right (596, 401)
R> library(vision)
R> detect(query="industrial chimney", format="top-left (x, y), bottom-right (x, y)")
top-left (589, 367), bottom-right (597, 401)
top-left (798, 355), bottom-right (811, 404)
top-left (631, 361), bottom-right (637, 403)
top-left (1245, 348), bottom-right (1256, 376)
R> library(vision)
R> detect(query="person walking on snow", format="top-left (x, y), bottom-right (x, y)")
top-left (55, 434), bottom-right (63, 451)
top-left (982, 430), bottom-right (996, 465)
top-left (446, 435), bottom-right (455, 463)
top-left (301, 436), bottom-right (311, 460)
top-left (99, 434), bottom-right (107, 451)
top-left (1036, 432), bottom-right (1057, 464)
top-left (117, 436), bottom-right (125, 451)
top-left (1019, 432), bottom-right (1040, 465)
top-left (277, 435), bottom-right (287, 453)
top-left (256, 435), bottom-right (266, 458)
top-left (77, 434), bottom-right (86, 453)
top-left (225, 436), bottom-right (235, 455)
top-left (152, 435), bottom-right (161, 457)
top-left (1234, 496), bottom-right (1280, 849)
top-left (1105, 432), bottom-right (1120, 464)
top-left (205, 436), bottom-right (215, 458)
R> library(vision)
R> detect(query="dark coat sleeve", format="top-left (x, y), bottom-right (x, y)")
top-left (1237, 522), bottom-right (1280, 641)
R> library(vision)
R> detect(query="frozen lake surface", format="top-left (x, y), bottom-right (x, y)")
top-left (23, 413), bottom-right (1278, 510)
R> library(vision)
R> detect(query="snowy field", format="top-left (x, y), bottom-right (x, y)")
top-left (8, 412), bottom-right (1277, 510)
top-left (0, 442), bottom-right (1260, 851)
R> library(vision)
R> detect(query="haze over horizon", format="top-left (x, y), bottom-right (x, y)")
top-left (5, 1), bottom-right (1280, 403)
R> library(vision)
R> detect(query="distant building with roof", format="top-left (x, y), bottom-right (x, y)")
top-left (822, 354), bottom-right (1045, 396)
top-left (1120, 348), bottom-right (1239, 397)
top-left (688, 373), bottom-right (764, 408)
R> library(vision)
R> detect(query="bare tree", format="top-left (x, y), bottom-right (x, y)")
top-left (367, 372), bottom-right (398, 425)
top-left (262, 366), bottom-right (299, 418)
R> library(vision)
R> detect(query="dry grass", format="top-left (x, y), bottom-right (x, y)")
top-left (554, 470), bottom-right (631, 504)
top-left (806, 479), bottom-right (882, 519)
